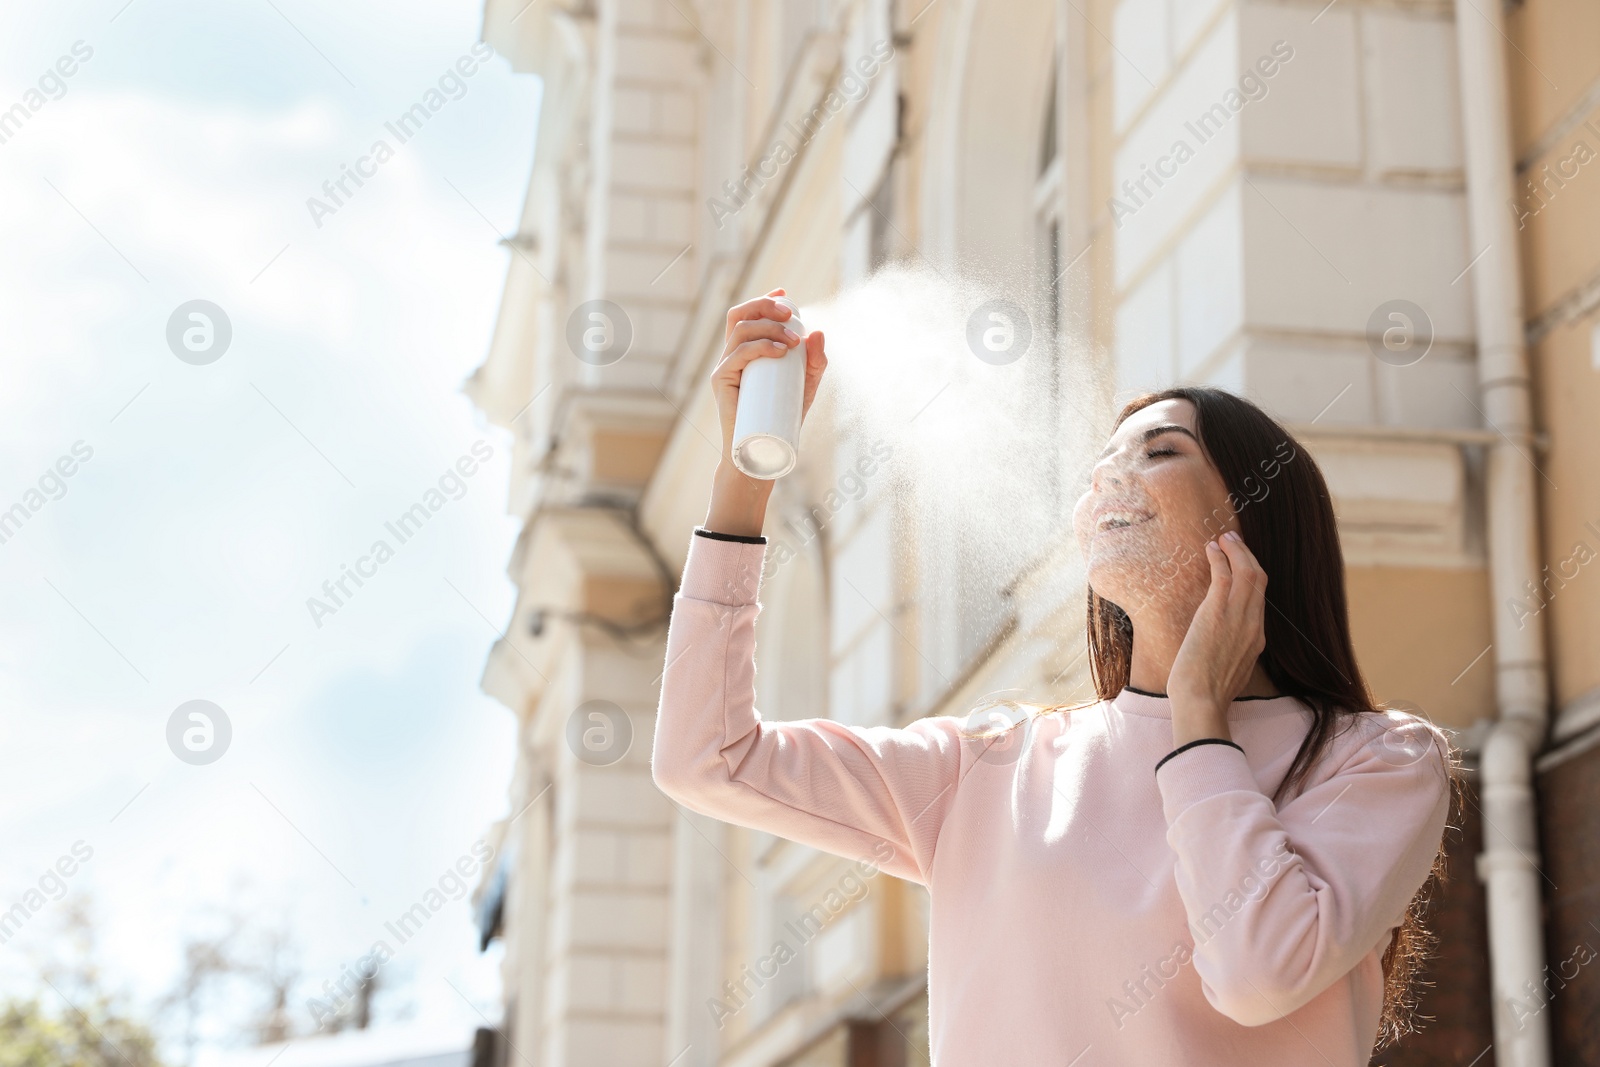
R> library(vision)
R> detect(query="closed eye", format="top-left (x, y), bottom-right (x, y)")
top-left (1146, 447), bottom-right (1179, 459)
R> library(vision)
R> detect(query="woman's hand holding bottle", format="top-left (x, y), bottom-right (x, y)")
top-left (704, 288), bottom-right (827, 537)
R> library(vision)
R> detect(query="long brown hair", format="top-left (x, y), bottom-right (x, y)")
top-left (1066, 387), bottom-right (1463, 1048)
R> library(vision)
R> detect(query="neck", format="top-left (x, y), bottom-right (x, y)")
top-left (1125, 620), bottom-right (1279, 699)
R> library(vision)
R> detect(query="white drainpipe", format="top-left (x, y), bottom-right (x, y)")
top-left (1453, 2), bottom-right (1552, 1064)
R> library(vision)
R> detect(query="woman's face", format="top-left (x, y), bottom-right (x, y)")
top-left (1071, 399), bottom-right (1237, 614)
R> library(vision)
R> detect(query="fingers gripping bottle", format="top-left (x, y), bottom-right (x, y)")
top-left (731, 295), bottom-right (805, 480)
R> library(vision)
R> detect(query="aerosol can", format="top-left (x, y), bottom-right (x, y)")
top-left (731, 295), bottom-right (805, 480)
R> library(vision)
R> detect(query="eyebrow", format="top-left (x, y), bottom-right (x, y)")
top-left (1097, 424), bottom-right (1198, 462)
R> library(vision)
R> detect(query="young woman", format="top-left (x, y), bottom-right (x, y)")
top-left (653, 289), bottom-right (1463, 1066)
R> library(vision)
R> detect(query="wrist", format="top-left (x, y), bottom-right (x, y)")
top-left (706, 463), bottom-right (773, 538)
top-left (712, 462), bottom-right (775, 504)
top-left (1169, 694), bottom-right (1229, 746)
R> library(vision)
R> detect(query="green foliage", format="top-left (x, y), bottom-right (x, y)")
top-left (0, 995), bottom-right (165, 1067)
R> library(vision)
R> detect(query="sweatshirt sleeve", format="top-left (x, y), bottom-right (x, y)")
top-left (650, 531), bottom-right (968, 886)
top-left (1155, 712), bottom-right (1453, 1027)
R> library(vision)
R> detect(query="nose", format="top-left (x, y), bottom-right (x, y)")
top-left (1091, 456), bottom-right (1124, 493)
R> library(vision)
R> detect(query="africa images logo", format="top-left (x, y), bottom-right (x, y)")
top-left (305, 441), bottom-right (494, 628)
top-left (1108, 41), bottom-right (1295, 228)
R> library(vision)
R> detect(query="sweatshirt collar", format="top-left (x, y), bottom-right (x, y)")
top-left (1110, 686), bottom-right (1301, 720)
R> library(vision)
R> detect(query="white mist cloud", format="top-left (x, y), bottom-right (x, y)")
top-left (805, 265), bottom-right (1111, 581)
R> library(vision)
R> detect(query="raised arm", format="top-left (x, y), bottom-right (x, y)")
top-left (651, 528), bottom-right (967, 885)
top-left (649, 288), bottom-right (967, 885)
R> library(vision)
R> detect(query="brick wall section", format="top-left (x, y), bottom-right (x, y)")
top-left (598, 0), bottom-right (701, 391)
top-left (1537, 742), bottom-right (1600, 1066)
top-left (546, 756), bottom-right (676, 1063)
top-left (1372, 773), bottom-right (1494, 1067)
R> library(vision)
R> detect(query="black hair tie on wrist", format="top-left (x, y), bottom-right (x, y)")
top-left (1155, 737), bottom-right (1244, 776)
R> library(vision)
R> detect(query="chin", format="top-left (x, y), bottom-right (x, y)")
top-left (1082, 535), bottom-right (1197, 612)
top-left (1083, 554), bottom-right (1147, 612)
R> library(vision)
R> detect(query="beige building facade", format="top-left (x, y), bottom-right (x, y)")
top-left (464, 0), bottom-right (1600, 1064)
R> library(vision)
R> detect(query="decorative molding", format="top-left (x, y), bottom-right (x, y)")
top-left (1297, 432), bottom-right (1487, 569)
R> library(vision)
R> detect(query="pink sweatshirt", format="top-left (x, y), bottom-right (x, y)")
top-left (652, 532), bottom-right (1453, 1066)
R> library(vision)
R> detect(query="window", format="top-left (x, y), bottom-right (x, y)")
top-left (914, 31), bottom-right (1070, 706)
top-left (1033, 45), bottom-right (1068, 517)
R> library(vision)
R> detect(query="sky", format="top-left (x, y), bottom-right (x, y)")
top-left (0, 0), bottom-right (542, 1058)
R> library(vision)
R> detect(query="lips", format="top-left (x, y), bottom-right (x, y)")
top-left (1092, 507), bottom-right (1154, 536)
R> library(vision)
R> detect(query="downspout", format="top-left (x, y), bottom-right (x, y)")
top-left (1453, 3), bottom-right (1552, 1065)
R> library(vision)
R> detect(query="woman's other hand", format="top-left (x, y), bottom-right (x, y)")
top-left (1168, 530), bottom-right (1269, 744)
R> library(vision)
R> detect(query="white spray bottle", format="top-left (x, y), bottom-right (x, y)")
top-left (731, 295), bottom-right (805, 480)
